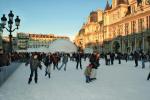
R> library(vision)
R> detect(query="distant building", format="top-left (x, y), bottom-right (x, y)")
top-left (74, 9), bottom-right (104, 52)
top-left (17, 33), bottom-right (70, 49)
top-left (17, 32), bottom-right (29, 50)
top-left (75, 0), bottom-right (150, 53)
top-left (2, 36), bottom-right (18, 53)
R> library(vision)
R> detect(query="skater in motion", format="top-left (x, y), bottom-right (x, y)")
top-left (75, 52), bottom-right (82, 70)
top-left (44, 54), bottom-right (52, 78)
top-left (89, 52), bottom-right (100, 80)
top-left (59, 54), bottom-right (68, 71)
top-left (25, 54), bottom-right (42, 84)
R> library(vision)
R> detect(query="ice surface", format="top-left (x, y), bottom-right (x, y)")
top-left (0, 59), bottom-right (150, 100)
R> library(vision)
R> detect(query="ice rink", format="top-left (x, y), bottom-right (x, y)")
top-left (0, 59), bottom-right (150, 100)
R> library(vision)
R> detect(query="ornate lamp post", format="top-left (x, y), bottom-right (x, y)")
top-left (1, 10), bottom-right (20, 53)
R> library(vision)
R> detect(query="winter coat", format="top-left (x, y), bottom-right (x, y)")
top-left (26, 57), bottom-right (41, 70)
top-left (89, 54), bottom-right (99, 69)
top-left (84, 65), bottom-right (92, 76)
top-left (44, 56), bottom-right (52, 66)
top-left (30, 58), bottom-right (41, 70)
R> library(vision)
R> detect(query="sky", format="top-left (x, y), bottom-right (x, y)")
top-left (0, 0), bottom-right (111, 40)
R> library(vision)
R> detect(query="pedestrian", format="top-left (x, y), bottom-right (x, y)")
top-left (141, 52), bottom-right (146, 69)
top-left (134, 51), bottom-right (139, 67)
top-left (52, 53), bottom-right (60, 70)
top-left (117, 52), bottom-right (122, 64)
top-left (147, 72), bottom-right (150, 80)
top-left (106, 53), bottom-right (110, 65)
top-left (110, 52), bottom-right (115, 65)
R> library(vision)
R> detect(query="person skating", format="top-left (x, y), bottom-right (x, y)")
top-left (147, 72), bottom-right (150, 80)
top-left (75, 52), bottom-right (82, 70)
top-left (44, 54), bottom-right (52, 78)
top-left (25, 54), bottom-right (42, 84)
top-left (59, 54), bottom-right (68, 71)
top-left (89, 52), bottom-right (100, 80)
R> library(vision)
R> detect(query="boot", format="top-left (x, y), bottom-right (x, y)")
top-left (45, 71), bottom-right (47, 76)
top-left (48, 73), bottom-right (51, 78)
top-left (35, 78), bottom-right (38, 83)
top-left (28, 78), bottom-right (32, 84)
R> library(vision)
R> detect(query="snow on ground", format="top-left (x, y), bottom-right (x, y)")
top-left (0, 59), bottom-right (150, 100)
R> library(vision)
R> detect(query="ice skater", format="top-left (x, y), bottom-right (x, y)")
top-left (25, 54), bottom-right (42, 84)
top-left (59, 54), bottom-right (68, 71)
top-left (44, 54), bottom-right (52, 78)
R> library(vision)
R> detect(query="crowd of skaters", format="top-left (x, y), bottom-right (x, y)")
top-left (1, 50), bottom-right (150, 84)
top-left (0, 52), bottom-right (30, 67)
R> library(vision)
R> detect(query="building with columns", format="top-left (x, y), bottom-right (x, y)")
top-left (75, 0), bottom-right (150, 53)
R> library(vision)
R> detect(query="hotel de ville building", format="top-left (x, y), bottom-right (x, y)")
top-left (74, 0), bottom-right (150, 53)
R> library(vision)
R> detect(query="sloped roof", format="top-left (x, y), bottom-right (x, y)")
top-left (49, 39), bottom-right (77, 53)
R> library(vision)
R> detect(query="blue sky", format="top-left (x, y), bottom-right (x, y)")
top-left (0, 0), bottom-right (111, 40)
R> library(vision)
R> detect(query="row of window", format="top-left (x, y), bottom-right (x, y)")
top-left (28, 46), bottom-right (49, 48)
top-left (121, 16), bottom-right (150, 36)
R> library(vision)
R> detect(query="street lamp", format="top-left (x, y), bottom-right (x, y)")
top-left (1, 10), bottom-right (20, 53)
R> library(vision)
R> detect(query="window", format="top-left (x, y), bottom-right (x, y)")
top-left (125, 23), bottom-right (129, 35)
top-left (138, 18), bottom-right (144, 32)
top-left (146, 16), bottom-right (149, 30)
top-left (131, 21), bottom-right (136, 33)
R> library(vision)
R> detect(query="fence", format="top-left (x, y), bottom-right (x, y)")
top-left (0, 62), bottom-right (21, 86)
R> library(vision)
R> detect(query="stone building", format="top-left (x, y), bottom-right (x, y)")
top-left (74, 9), bottom-right (104, 52)
top-left (75, 0), bottom-right (150, 53)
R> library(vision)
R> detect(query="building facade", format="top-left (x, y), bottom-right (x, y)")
top-left (17, 32), bottom-right (29, 50)
top-left (74, 10), bottom-right (104, 52)
top-left (75, 0), bottom-right (150, 53)
top-left (17, 33), bottom-right (70, 50)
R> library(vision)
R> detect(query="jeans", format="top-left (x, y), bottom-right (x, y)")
top-left (28, 69), bottom-right (38, 84)
top-left (85, 76), bottom-right (91, 83)
top-left (59, 62), bottom-right (67, 70)
top-left (141, 60), bottom-right (145, 69)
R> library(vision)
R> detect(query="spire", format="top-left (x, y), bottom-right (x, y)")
top-left (105, 0), bottom-right (111, 11)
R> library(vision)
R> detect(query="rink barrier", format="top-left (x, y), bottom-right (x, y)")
top-left (0, 62), bottom-right (21, 86)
